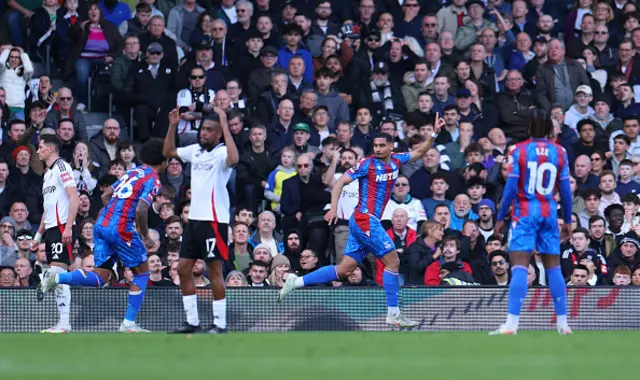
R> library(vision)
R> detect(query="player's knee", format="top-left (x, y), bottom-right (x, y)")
top-left (336, 263), bottom-right (355, 279)
top-left (383, 255), bottom-right (399, 272)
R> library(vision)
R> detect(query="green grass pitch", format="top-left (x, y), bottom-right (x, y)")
top-left (0, 331), bottom-right (635, 380)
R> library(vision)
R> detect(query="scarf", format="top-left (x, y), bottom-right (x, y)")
top-left (232, 98), bottom-right (246, 110)
top-left (370, 79), bottom-right (394, 114)
top-left (188, 85), bottom-right (211, 132)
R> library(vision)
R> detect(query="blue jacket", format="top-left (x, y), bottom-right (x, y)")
top-left (278, 46), bottom-right (313, 83)
top-left (248, 230), bottom-right (284, 254)
top-left (99, 0), bottom-right (131, 27)
top-left (448, 203), bottom-right (479, 231)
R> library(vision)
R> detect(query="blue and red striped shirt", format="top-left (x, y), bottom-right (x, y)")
top-left (97, 165), bottom-right (161, 241)
top-left (346, 152), bottom-right (411, 219)
top-left (505, 138), bottom-right (570, 219)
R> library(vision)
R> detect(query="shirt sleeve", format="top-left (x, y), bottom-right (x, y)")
top-left (176, 144), bottom-right (198, 163)
top-left (140, 177), bottom-right (161, 206)
top-left (392, 152), bottom-right (412, 165)
top-left (346, 157), bottom-right (371, 181)
top-left (58, 163), bottom-right (76, 189)
top-left (176, 89), bottom-right (192, 107)
top-left (507, 146), bottom-right (521, 179)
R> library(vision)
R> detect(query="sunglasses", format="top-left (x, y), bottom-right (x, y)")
top-left (368, 38), bottom-right (380, 42)
top-left (149, 51), bottom-right (162, 56)
top-left (59, 97), bottom-right (72, 101)
top-left (491, 260), bottom-right (506, 267)
top-left (212, 27), bottom-right (225, 31)
top-left (17, 236), bottom-right (32, 241)
top-left (396, 183), bottom-right (409, 187)
top-left (190, 75), bottom-right (205, 79)
top-left (297, 163), bottom-right (310, 168)
top-left (424, 23), bottom-right (437, 27)
top-left (594, 31), bottom-right (608, 35)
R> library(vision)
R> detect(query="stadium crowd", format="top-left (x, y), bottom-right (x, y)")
top-left (1, 0), bottom-right (640, 290)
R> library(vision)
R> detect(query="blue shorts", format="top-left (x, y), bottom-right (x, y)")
top-left (344, 212), bottom-right (395, 264)
top-left (508, 215), bottom-right (560, 254)
top-left (93, 224), bottom-right (148, 269)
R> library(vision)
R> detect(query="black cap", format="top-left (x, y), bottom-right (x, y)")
top-left (373, 61), bottom-right (389, 74)
top-left (466, 0), bottom-right (485, 9)
top-left (456, 88), bottom-right (472, 98)
top-left (534, 36), bottom-right (549, 44)
top-left (367, 30), bottom-right (381, 40)
top-left (260, 45), bottom-right (278, 57)
top-left (193, 35), bottom-right (213, 50)
top-left (247, 28), bottom-right (263, 40)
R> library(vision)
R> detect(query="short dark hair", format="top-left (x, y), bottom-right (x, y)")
top-left (623, 115), bottom-right (639, 125)
top-left (98, 174), bottom-right (118, 187)
top-left (614, 134), bottom-right (631, 146)
top-left (465, 176), bottom-right (486, 188)
top-left (487, 234), bottom-right (504, 245)
top-left (58, 118), bottom-right (74, 128)
top-left (139, 138), bottom-right (166, 166)
top-left (588, 215), bottom-right (606, 227)
top-left (9, 119), bottom-right (26, 131)
top-left (39, 134), bottom-right (62, 152)
top-left (108, 158), bottom-right (126, 169)
top-left (373, 132), bottom-right (394, 143)
top-left (167, 241), bottom-right (181, 253)
top-left (582, 188), bottom-right (601, 199)
top-left (577, 119), bottom-right (596, 133)
top-left (622, 193), bottom-right (640, 205)
top-left (135, 2), bottom-right (152, 12)
top-left (250, 260), bottom-right (269, 270)
top-left (442, 235), bottom-right (460, 250)
top-left (430, 172), bottom-right (448, 185)
top-left (573, 264), bottom-right (589, 274)
top-left (572, 227), bottom-right (590, 239)
top-left (321, 136), bottom-right (339, 147)
top-left (488, 251), bottom-right (509, 263)
top-left (165, 215), bottom-right (183, 227)
top-left (464, 142), bottom-right (482, 156)
top-left (315, 67), bottom-right (334, 78)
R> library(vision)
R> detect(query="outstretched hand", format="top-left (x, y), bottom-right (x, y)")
top-left (433, 112), bottom-right (445, 135)
top-left (168, 108), bottom-right (180, 125)
top-left (324, 209), bottom-right (338, 225)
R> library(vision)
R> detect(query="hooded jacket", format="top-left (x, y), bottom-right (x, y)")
top-left (425, 256), bottom-right (473, 285)
top-left (448, 203), bottom-right (479, 231)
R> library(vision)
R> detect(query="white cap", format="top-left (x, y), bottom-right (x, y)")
top-left (575, 85), bottom-right (593, 96)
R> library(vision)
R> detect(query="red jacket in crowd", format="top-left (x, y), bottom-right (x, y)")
top-left (375, 227), bottom-right (417, 285)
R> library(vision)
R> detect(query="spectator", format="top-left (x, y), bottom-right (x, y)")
top-left (167, 0), bottom-right (204, 51)
top-left (436, 0), bottom-right (467, 37)
top-left (449, 194), bottom-right (479, 231)
top-left (381, 175), bottom-right (426, 231)
top-left (535, 38), bottom-right (590, 111)
top-left (111, 34), bottom-right (144, 95)
top-left (315, 68), bottom-right (349, 130)
top-left (247, 260), bottom-right (269, 286)
top-left (265, 146), bottom-right (296, 214)
top-left (225, 270), bottom-right (248, 287)
top-left (456, 0), bottom-right (496, 52)
top-left (15, 228), bottom-right (33, 261)
top-left (617, 160), bottom-right (640, 196)
top-left (0, 216), bottom-right (18, 266)
top-left (568, 264), bottom-right (590, 286)
top-left (299, 248), bottom-right (320, 275)
top-left (248, 211), bottom-right (283, 255)
top-left (71, 141), bottom-right (98, 194)
top-left (565, 86), bottom-right (596, 132)
top-left (192, 259), bottom-right (211, 288)
top-left (496, 70), bottom-right (536, 142)
top-left (282, 229), bottom-right (304, 272)
top-left (0, 266), bottom-right (17, 287)
top-left (89, 118), bottom-right (121, 178)
top-left (228, 222), bottom-right (253, 274)
top-left (237, 124), bottom-right (278, 213)
top-left (612, 265), bottom-right (632, 285)
top-left (14, 257), bottom-right (35, 286)
top-left (43, 87), bottom-right (88, 141)
top-left (575, 155), bottom-right (600, 192)
top-left (578, 189), bottom-right (603, 227)
top-left (63, 3), bottom-right (123, 112)
top-left (118, 3), bottom-right (152, 37)
top-left (8, 202), bottom-right (30, 231)
top-left (175, 66), bottom-right (216, 146)
top-left (267, 255), bottom-right (291, 288)
top-left (632, 266), bottom-right (640, 286)
top-left (604, 203), bottom-right (625, 240)
top-left (424, 235), bottom-right (472, 285)
top-left (139, 16), bottom-right (179, 69)
top-left (375, 208), bottom-right (416, 285)
top-left (0, 46), bottom-right (33, 120)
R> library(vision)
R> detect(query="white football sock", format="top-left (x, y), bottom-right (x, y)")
top-left (182, 295), bottom-right (200, 326)
top-left (212, 299), bottom-right (227, 329)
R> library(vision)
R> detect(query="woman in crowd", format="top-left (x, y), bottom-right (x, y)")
top-left (226, 270), bottom-right (248, 287)
top-left (72, 141), bottom-right (98, 194)
top-left (76, 218), bottom-right (96, 258)
top-left (267, 255), bottom-right (291, 288)
top-left (0, 46), bottom-right (34, 120)
top-left (117, 140), bottom-right (140, 170)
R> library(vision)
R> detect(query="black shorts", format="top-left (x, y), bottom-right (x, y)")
top-left (45, 225), bottom-right (77, 265)
top-left (180, 220), bottom-right (229, 262)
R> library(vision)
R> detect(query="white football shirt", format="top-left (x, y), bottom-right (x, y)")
top-left (42, 158), bottom-right (77, 229)
top-left (177, 143), bottom-right (233, 223)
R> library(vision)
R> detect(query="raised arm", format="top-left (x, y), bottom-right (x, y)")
top-left (163, 109), bottom-right (180, 159)
top-left (214, 107), bottom-right (239, 167)
top-left (409, 113), bottom-right (446, 163)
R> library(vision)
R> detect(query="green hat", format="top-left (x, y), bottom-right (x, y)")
top-left (292, 123), bottom-right (310, 133)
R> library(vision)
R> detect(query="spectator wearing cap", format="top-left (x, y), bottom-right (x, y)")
top-left (237, 124), bottom-right (279, 213)
top-left (290, 122), bottom-right (321, 156)
top-left (248, 45), bottom-right (280, 99)
top-left (234, 29), bottom-right (264, 89)
top-left (268, 254), bottom-right (292, 288)
top-left (180, 36), bottom-right (226, 92)
top-left (350, 30), bottom-right (383, 98)
top-left (123, 42), bottom-right (176, 142)
top-left (43, 87), bottom-right (88, 142)
top-left (118, 2), bottom-right (152, 37)
top-left (455, 0), bottom-right (496, 52)
top-left (535, 38), bottom-right (590, 111)
top-left (565, 85), bottom-right (596, 132)
top-left (607, 234), bottom-right (640, 283)
top-left (0, 216), bottom-right (18, 267)
top-left (139, 16), bottom-right (179, 69)
top-left (62, 3), bottom-right (124, 112)
top-left (523, 37), bottom-right (549, 89)
top-left (278, 23), bottom-right (313, 83)
top-left (579, 245), bottom-right (607, 285)
top-left (436, 0), bottom-right (468, 37)
top-left (166, 0), bottom-right (204, 51)
top-left (359, 61), bottom-right (405, 123)
top-left (294, 11), bottom-right (323, 58)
